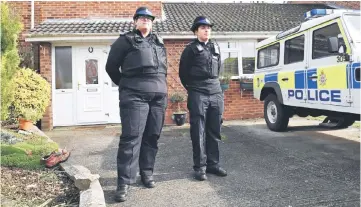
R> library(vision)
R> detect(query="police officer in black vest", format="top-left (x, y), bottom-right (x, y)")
top-left (105, 7), bottom-right (168, 202)
top-left (179, 16), bottom-right (227, 181)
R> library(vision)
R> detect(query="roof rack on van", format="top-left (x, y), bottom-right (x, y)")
top-left (304, 9), bottom-right (358, 21)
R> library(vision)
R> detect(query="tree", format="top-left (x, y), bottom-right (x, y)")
top-left (1, 2), bottom-right (23, 121)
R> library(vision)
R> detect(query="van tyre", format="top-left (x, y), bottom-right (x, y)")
top-left (264, 94), bottom-right (289, 132)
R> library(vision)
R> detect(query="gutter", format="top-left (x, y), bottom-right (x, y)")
top-left (25, 31), bottom-right (280, 42)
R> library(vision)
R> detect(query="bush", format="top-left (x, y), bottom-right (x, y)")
top-left (12, 68), bottom-right (51, 123)
top-left (1, 3), bottom-right (23, 121)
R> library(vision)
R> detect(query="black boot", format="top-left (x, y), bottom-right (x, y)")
top-left (141, 174), bottom-right (156, 188)
top-left (194, 169), bottom-right (207, 181)
top-left (114, 184), bottom-right (129, 202)
top-left (206, 167), bottom-right (227, 177)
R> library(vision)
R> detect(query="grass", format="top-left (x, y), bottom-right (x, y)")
top-left (1, 129), bottom-right (59, 169)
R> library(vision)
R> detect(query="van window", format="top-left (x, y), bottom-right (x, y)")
top-left (312, 23), bottom-right (345, 59)
top-left (257, 43), bottom-right (279, 69)
top-left (284, 35), bottom-right (304, 64)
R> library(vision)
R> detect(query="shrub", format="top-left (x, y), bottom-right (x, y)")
top-left (11, 68), bottom-right (51, 123)
top-left (1, 3), bottom-right (23, 121)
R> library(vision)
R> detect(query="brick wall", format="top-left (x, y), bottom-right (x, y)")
top-left (7, 1), bottom-right (264, 129)
top-left (38, 43), bottom-right (53, 130)
top-left (164, 40), bottom-right (264, 125)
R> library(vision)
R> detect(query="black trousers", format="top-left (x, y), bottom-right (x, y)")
top-left (117, 88), bottom-right (167, 185)
top-left (187, 90), bottom-right (224, 171)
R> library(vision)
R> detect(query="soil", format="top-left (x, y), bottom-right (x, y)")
top-left (1, 166), bottom-right (79, 207)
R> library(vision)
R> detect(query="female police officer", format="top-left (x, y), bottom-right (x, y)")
top-left (179, 16), bottom-right (227, 181)
top-left (105, 7), bottom-right (168, 202)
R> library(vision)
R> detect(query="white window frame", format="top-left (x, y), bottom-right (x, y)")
top-left (217, 40), bottom-right (257, 80)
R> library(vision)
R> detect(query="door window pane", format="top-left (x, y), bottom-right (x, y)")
top-left (221, 52), bottom-right (238, 76)
top-left (55, 47), bottom-right (72, 89)
top-left (312, 23), bottom-right (345, 59)
top-left (85, 59), bottom-right (99, 84)
top-left (285, 35), bottom-right (305, 64)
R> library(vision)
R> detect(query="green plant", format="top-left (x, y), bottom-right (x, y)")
top-left (169, 92), bottom-right (186, 113)
top-left (1, 129), bottom-right (59, 169)
top-left (11, 68), bottom-right (51, 123)
top-left (1, 3), bottom-right (23, 121)
top-left (219, 72), bottom-right (232, 84)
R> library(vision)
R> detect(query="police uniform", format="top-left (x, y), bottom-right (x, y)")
top-left (105, 7), bottom-right (167, 202)
top-left (179, 16), bottom-right (227, 181)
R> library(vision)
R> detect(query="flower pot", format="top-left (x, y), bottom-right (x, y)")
top-left (172, 112), bottom-right (187, 126)
top-left (240, 81), bottom-right (253, 91)
top-left (18, 118), bottom-right (34, 131)
top-left (220, 83), bottom-right (229, 91)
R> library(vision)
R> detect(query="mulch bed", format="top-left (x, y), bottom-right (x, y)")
top-left (1, 166), bottom-right (79, 207)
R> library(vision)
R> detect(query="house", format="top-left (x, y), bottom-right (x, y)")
top-left (7, 0), bottom-right (359, 130)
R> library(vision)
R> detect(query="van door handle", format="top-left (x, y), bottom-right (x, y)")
top-left (308, 75), bottom-right (318, 79)
top-left (281, 78), bottom-right (289, 81)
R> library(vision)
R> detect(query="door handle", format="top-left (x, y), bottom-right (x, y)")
top-left (281, 78), bottom-right (289, 81)
top-left (104, 82), bottom-right (109, 85)
top-left (78, 82), bottom-right (81, 90)
top-left (308, 75), bottom-right (318, 79)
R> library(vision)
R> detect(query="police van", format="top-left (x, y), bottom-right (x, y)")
top-left (253, 9), bottom-right (360, 131)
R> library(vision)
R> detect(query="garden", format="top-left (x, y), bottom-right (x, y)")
top-left (1, 3), bottom-right (78, 206)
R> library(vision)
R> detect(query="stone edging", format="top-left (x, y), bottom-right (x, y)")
top-left (60, 163), bottom-right (106, 207)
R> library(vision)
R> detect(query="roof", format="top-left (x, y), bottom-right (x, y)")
top-left (27, 3), bottom-right (333, 38)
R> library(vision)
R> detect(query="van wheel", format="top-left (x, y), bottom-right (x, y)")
top-left (264, 94), bottom-right (289, 132)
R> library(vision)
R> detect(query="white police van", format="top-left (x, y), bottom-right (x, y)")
top-left (253, 9), bottom-right (360, 131)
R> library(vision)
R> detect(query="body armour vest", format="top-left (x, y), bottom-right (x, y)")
top-left (189, 41), bottom-right (220, 79)
top-left (121, 32), bottom-right (167, 77)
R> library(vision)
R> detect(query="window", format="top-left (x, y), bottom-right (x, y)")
top-left (257, 43), bottom-right (280, 69)
top-left (356, 68), bottom-right (360, 82)
top-left (312, 23), bottom-right (345, 59)
top-left (284, 35), bottom-right (305, 64)
top-left (218, 41), bottom-right (256, 76)
top-left (240, 42), bottom-right (256, 74)
top-left (221, 52), bottom-right (239, 76)
top-left (55, 46), bottom-right (72, 89)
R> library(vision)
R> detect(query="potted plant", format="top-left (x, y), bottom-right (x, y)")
top-left (11, 68), bottom-right (51, 130)
top-left (169, 92), bottom-right (187, 126)
top-left (239, 76), bottom-right (254, 91)
top-left (219, 72), bottom-right (232, 91)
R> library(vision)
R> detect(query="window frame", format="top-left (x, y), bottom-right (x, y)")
top-left (257, 42), bottom-right (280, 69)
top-left (217, 40), bottom-right (257, 79)
top-left (284, 34), bottom-right (305, 65)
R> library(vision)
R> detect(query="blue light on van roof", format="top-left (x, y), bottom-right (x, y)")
top-left (304, 9), bottom-right (335, 20)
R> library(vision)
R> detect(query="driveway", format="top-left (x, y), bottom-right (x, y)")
top-left (46, 118), bottom-right (360, 207)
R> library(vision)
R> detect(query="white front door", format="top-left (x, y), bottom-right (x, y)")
top-left (76, 46), bottom-right (107, 124)
top-left (103, 45), bottom-right (121, 124)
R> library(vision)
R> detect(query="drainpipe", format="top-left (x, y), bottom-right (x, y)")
top-left (31, 0), bottom-right (34, 29)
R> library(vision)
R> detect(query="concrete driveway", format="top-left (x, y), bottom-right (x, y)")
top-left (46, 118), bottom-right (360, 207)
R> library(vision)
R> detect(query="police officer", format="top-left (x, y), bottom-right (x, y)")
top-left (179, 16), bottom-right (227, 181)
top-left (105, 7), bottom-right (168, 202)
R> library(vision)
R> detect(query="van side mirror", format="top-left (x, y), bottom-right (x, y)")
top-left (327, 37), bottom-right (339, 53)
